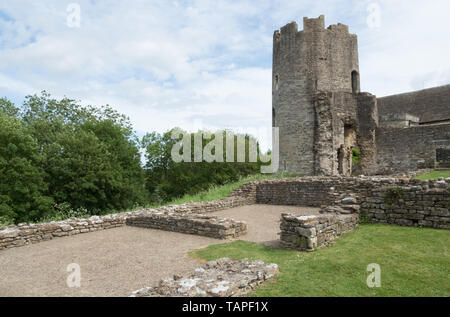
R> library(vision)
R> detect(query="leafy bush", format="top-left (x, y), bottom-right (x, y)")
top-left (42, 203), bottom-right (90, 222)
top-left (352, 148), bottom-right (360, 164)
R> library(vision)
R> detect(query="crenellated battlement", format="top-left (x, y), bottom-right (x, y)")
top-left (274, 16), bottom-right (353, 41)
top-left (279, 21), bottom-right (298, 36)
top-left (327, 23), bottom-right (349, 33)
top-left (303, 15), bottom-right (325, 31)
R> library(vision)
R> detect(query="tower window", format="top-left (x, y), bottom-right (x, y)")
top-left (351, 71), bottom-right (359, 93)
top-left (274, 74), bottom-right (279, 91)
top-left (272, 107), bottom-right (276, 127)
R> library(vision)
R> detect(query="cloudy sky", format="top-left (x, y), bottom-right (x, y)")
top-left (1, 0), bottom-right (449, 149)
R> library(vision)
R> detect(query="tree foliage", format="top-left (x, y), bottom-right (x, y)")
top-left (142, 129), bottom-right (264, 203)
top-left (0, 92), bottom-right (265, 224)
top-left (1, 92), bottom-right (146, 223)
top-left (0, 112), bottom-right (53, 224)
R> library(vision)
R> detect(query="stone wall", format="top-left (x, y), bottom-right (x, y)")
top-left (0, 213), bottom-right (128, 251)
top-left (252, 176), bottom-right (450, 230)
top-left (313, 91), bottom-right (378, 176)
top-left (2, 176), bottom-right (449, 251)
top-left (279, 213), bottom-right (359, 251)
top-left (0, 194), bottom-right (252, 251)
top-left (256, 178), bottom-right (333, 206)
top-left (126, 211), bottom-right (247, 240)
top-left (375, 124), bottom-right (450, 174)
top-left (377, 84), bottom-right (450, 123)
top-left (360, 180), bottom-right (450, 229)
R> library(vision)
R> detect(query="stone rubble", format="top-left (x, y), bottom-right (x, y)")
top-left (129, 258), bottom-right (280, 297)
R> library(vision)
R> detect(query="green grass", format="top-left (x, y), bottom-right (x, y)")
top-left (161, 172), bottom-right (296, 206)
top-left (415, 169), bottom-right (450, 180)
top-left (191, 224), bottom-right (450, 297)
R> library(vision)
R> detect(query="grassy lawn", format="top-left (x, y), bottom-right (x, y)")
top-left (415, 169), bottom-right (450, 180)
top-left (192, 224), bottom-right (450, 297)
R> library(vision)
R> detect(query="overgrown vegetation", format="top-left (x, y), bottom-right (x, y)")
top-left (192, 224), bottom-right (450, 297)
top-left (415, 169), bottom-right (450, 180)
top-left (352, 148), bottom-right (360, 164)
top-left (384, 187), bottom-right (405, 205)
top-left (358, 212), bottom-right (372, 224)
top-left (0, 92), bottom-right (274, 225)
top-left (162, 172), bottom-right (296, 207)
top-left (142, 129), bottom-right (267, 205)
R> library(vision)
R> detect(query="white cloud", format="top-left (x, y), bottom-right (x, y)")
top-left (0, 0), bottom-right (449, 151)
top-left (358, 0), bottom-right (450, 96)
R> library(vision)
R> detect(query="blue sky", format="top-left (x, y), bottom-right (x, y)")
top-left (1, 0), bottom-right (450, 149)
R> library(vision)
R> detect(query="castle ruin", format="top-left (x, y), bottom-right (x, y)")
top-left (273, 15), bottom-right (450, 176)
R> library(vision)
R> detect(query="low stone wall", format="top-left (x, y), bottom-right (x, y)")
top-left (126, 211), bottom-right (247, 239)
top-left (252, 176), bottom-right (450, 230)
top-left (0, 213), bottom-right (128, 251)
top-left (0, 195), bottom-right (251, 251)
top-left (279, 213), bottom-right (359, 251)
top-left (256, 178), bottom-right (332, 206)
top-left (360, 180), bottom-right (450, 229)
top-left (2, 175), bottom-right (449, 251)
top-left (130, 258), bottom-right (280, 297)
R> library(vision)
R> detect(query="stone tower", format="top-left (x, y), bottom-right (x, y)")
top-left (273, 15), bottom-right (377, 176)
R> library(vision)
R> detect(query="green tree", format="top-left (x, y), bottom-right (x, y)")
top-left (0, 98), bottom-right (20, 117)
top-left (0, 112), bottom-right (53, 224)
top-left (19, 92), bottom-right (146, 214)
top-left (142, 129), bottom-right (263, 203)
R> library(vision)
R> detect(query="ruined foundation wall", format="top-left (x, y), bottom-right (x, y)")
top-left (253, 177), bottom-right (450, 230)
top-left (0, 192), bottom-right (254, 251)
top-left (126, 212), bottom-right (247, 240)
top-left (280, 213), bottom-right (359, 251)
top-left (360, 181), bottom-right (450, 229)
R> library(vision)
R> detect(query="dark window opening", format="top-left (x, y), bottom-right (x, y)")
top-left (272, 107), bottom-right (276, 127)
top-left (436, 148), bottom-right (450, 168)
top-left (351, 70), bottom-right (359, 93)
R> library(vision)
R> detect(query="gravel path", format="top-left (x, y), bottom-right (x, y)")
top-left (212, 204), bottom-right (320, 247)
top-left (0, 204), bottom-right (318, 297)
